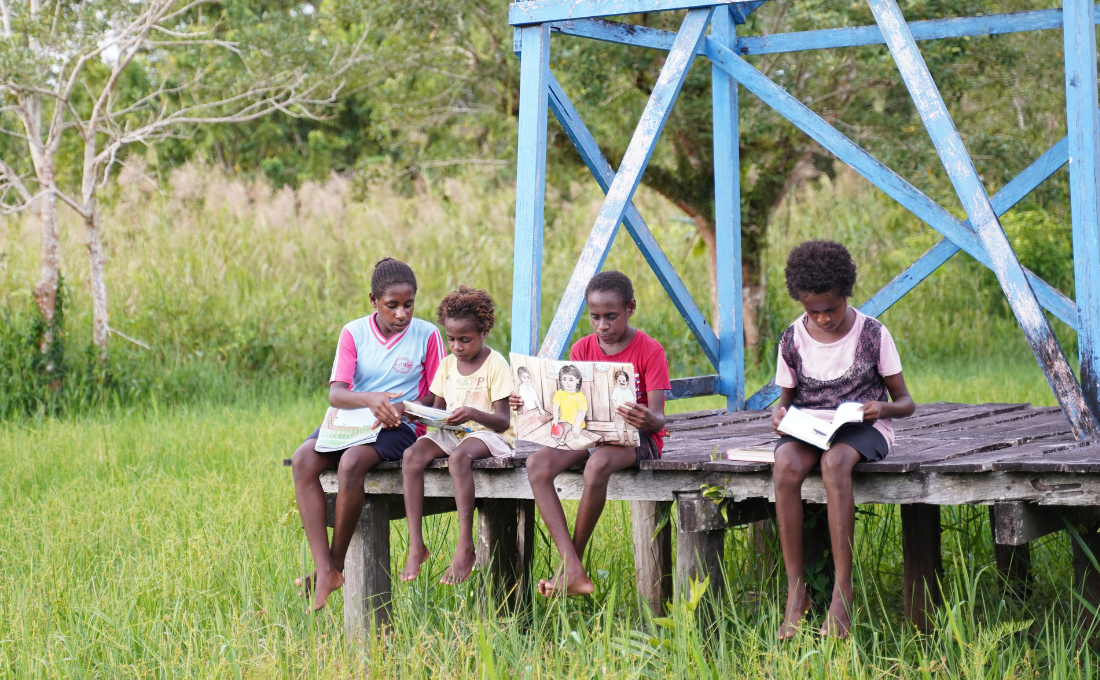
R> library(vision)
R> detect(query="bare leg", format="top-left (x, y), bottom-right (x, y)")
top-left (819, 443), bottom-right (861, 639)
top-left (400, 438), bottom-right (446, 581)
top-left (291, 440), bottom-right (341, 599)
top-left (441, 438), bottom-right (492, 585)
top-left (570, 445), bottom-right (637, 564)
top-left (526, 446), bottom-right (593, 597)
top-left (773, 441), bottom-right (820, 639)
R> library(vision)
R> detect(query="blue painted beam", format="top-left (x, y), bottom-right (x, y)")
top-left (869, 0), bottom-right (1099, 440)
top-left (729, 0), bottom-right (769, 25)
top-left (743, 132), bottom-right (1077, 411)
top-left (510, 24), bottom-right (551, 356)
top-left (665, 374), bottom-right (720, 401)
top-left (548, 6), bottom-right (1096, 57)
top-left (542, 72), bottom-right (720, 367)
top-left (712, 7), bottom-right (745, 411)
top-left (1064, 0), bottom-right (1100, 420)
top-left (705, 38), bottom-right (1079, 331)
top-left (536, 8), bottom-right (713, 358)
top-left (510, 0), bottom-right (744, 26)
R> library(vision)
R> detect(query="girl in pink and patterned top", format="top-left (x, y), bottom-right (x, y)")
top-left (771, 241), bottom-right (915, 640)
top-left (290, 257), bottom-right (445, 611)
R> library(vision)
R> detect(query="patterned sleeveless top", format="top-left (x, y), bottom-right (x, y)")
top-left (779, 316), bottom-right (889, 410)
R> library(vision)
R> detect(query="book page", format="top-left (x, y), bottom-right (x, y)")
top-left (832, 402), bottom-right (865, 428)
top-left (777, 406), bottom-right (831, 449)
top-left (403, 401), bottom-right (452, 421)
top-left (334, 407), bottom-right (378, 428)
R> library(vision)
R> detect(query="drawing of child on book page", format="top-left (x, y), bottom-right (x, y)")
top-left (551, 364), bottom-right (589, 448)
top-left (610, 369), bottom-right (637, 446)
top-left (516, 367), bottom-right (547, 415)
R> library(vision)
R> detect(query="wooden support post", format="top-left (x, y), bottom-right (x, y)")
top-left (344, 494), bottom-right (395, 638)
top-left (675, 495), bottom-right (725, 626)
top-left (989, 505), bottom-right (1031, 596)
top-left (475, 498), bottom-right (536, 611)
top-left (631, 500), bottom-right (673, 618)
top-left (1063, 0), bottom-right (1100, 422)
top-left (901, 504), bottom-right (942, 632)
top-left (711, 6), bottom-right (744, 411)
top-left (1070, 522), bottom-right (1100, 627)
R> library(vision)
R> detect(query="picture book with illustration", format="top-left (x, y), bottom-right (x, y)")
top-left (510, 354), bottom-right (639, 450)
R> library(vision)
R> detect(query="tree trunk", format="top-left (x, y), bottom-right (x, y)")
top-left (32, 179), bottom-right (60, 354)
top-left (82, 135), bottom-right (109, 356)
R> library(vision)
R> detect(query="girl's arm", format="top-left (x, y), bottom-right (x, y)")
top-left (329, 382), bottom-right (403, 428)
top-left (771, 386), bottom-right (797, 431)
top-left (573, 409), bottom-right (587, 431)
top-left (862, 373), bottom-right (916, 422)
top-left (615, 390), bottom-right (667, 433)
top-left (445, 398), bottom-right (511, 432)
top-left (552, 403), bottom-right (561, 423)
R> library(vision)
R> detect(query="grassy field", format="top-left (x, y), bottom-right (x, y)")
top-left (0, 360), bottom-right (1096, 679)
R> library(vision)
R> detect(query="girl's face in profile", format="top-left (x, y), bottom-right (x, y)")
top-left (561, 374), bottom-right (580, 392)
top-left (616, 373), bottom-right (629, 387)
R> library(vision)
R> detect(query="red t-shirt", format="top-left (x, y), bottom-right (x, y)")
top-left (569, 330), bottom-right (672, 453)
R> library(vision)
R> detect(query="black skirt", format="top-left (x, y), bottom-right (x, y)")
top-left (775, 422), bottom-right (889, 462)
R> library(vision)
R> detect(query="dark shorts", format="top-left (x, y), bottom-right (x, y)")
top-left (303, 423), bottom-right (417, 462)
top-left (588, 429), bottom-right (661, 463)
top-left (775, 422), bottom-right (889, 462)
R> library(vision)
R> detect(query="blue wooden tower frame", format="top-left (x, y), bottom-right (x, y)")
top-left (508, 0), bottom-right (1100, 441)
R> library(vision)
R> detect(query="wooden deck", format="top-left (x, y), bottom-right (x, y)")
top-left (288, 402), bottom-right (1100, 636)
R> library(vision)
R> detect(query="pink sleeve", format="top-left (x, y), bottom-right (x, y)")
top-left (418, 329), bottom-right (446, 400)
top-left (878, 325), bottom-right (903, 377)
top-left (775, 346), bottom-right (796, 388)
top-left (329, 328), bottom-right (357, 385)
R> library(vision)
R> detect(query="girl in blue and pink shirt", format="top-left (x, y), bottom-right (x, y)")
top-left (290, 258), bottom-right (444, 611)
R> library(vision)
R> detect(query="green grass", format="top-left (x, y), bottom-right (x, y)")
top-left (1, 359), bottom-right (1097, 678)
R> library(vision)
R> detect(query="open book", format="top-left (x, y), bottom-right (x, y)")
top-left (315, 407), bottom-right (380, 453)
top-left (777, 402), bottom-right (864, 449)
top-left (402, 401), bottom-right (471, 432)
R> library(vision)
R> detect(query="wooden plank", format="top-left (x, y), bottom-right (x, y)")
top-left (919, 439), bottom-right (1078, 473)
top-left (894, 403), bottom-right (1030, 433)
top-left (1064, 0), bottom-right (1100, 422)
top-left (537, 10), bottom-right (713, 359)
top-left (542, 73), bottom-right (719, 368)
top-left (993, 445), bottom-right (1100, 473)
top-left (920, 410), bottom-right (1067, 438)
top-left (990, 506), bottom-right (1031, 596)
top-left (509, 0), bottom-right (743, 25)
top-left (901, 504), bottom-right (942, 633)
top-left (665, 408), bottom-right (728, 424)
top-left (712, 7), bottom-right (745, 411)
top-left (344, 494), bottom-right (395, 635)
top-left (475, 499), bottom-right (535, 611)
top-left (675, 495), bottom-right (725, 626)
top-left (510, 23), bottom-right (551, 356)
top-left (666, 410), bottom-right (769, 432)
top-left (705, 38), bottom-right (1078, 330)
top-left (631, 500), bottom-right (673, 617)
top-left (868, 0), bottom-right (1098, 440)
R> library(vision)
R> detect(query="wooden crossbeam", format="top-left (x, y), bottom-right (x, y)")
top-left (509, 0), bottom-right (746, 26)
top-left (868, 0), bottom-right (1100, 441)
top-left (535, 9), bottom-right (713, 358)
top-left (537, 72), bottom-right (720, 367)
top-left (548, 6), bottom-right (1098, 56)
top-left (744, 136), bottom-right (1075, 410)
top-left (1063, 0), bottom-right (1100, 420)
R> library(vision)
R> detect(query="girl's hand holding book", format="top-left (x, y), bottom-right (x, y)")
top-left (860, 401), bottom-right (885, 423)
top-left (616, 402), bottom-right (660, 432)
top-left (508, 392), bottom-right (524, 412)
top-left (444, 407), bottom-right (476, 426)
top-left (771, 406), bottom-right (787, 432)
top-left (362, 391), bottom-right (404, 428)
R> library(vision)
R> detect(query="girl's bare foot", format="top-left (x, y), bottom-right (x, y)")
top-left (399, 543), bottom-right (430, 582)
top-left (312, 568), bottom-right (345, 611)
top-left (820, 597), bottom-right (852, 639)
top-left (297, 566), bottom-right (342, 597)
top-left (440, 544), bottom-right (477, 585)
top-left (537, 563), bottom-right (594, 597)
top-left (779, 585), bottom-right (811, 640)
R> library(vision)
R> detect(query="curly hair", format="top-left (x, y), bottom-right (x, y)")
top-left (437, 286), bottom-right (496, 333)
top-left (371, 257), bottom-right (418, 298)
top-left (557, 364), bottom-right (583, 390)
top-left (585, 270), bottom-right (634, 307)
top-left (784, 240), bottom-right (857, 300)
top-left (613, 369), bottom-right (630, 384)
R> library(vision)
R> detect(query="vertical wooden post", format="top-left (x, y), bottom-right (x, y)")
top-left (510, 22), bottom-right (551, 356)
top-left (988, 505), bottom-right (1031, 596)
top-left (711, 6), bottom-right (744, 412)
top-left (344, 494), bottom-right (394, 638)
top-left (1070, 522), bottom-right (1100, 627)
top-left (675, 495), bottom-right (725, 628)
top-left (476, 498), bottom-right (536, 611)
top-left (1063, 0), bottom-right (1100, 421)
top-left (630, 500), bottom-right (673, 617)
top-left (901, 504), bottom-right (942, 632)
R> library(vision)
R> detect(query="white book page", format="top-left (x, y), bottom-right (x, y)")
top-left (403, 401), bottom-right (452, 420)
top-left (832, 402), bottom-right (865, 428)
top-left (334, 407), bottom-right (377, 428)
top-left (777, 407), bottom-right (831, 449)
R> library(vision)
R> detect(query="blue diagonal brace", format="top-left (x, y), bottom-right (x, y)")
top-left (867, 0), bottom-right (1098, 440)
top-left (705, 39), bottom-right (1078, 330)
top-left (537, 8), bottom-right (713, 359)
top-left (744, 135), bottom-right (1076, 410)
top-left (543, 73), bottom-right (720, 367)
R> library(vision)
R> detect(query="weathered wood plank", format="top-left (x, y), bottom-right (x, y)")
top-left (675, 495), bottom-right (725, 625)
top-left (344, 495), bottom-right (395, 636)
top-left (919, 439), bottom-right (1077, 473)
top-left (475, 499), bottom-right (535, 610)
top-left (631, 500), bottom-right (673, 617)
top-left (993, 445), bottom-right (1100, 473)
top-left (901, 504), bottom-right (942, 632)
top-left (990, 506), bottom-right (1031, 596)
top-left (894, 403), bottom-right (1031, 433)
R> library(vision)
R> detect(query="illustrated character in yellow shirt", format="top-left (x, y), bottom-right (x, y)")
top-left (551, 364), bottom-right (587, 447)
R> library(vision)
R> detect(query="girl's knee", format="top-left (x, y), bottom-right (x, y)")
top-left (291, 443), bottom-right (323, 481)
top-left (526, 452), bottom-right (555, 485)
top-left (338, 447), bottom-right (376, 476)
top-left (820, 447), bottom-right (859, 478)
top-left (448, 450), bottom-right (474, 472)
